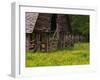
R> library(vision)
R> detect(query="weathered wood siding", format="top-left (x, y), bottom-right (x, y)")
top-left (26, 34), bottom-right (31, 50)
top-left (56, 14), bottom-right (69, 32)
top-left (34, 13), bottom-right (52, 32)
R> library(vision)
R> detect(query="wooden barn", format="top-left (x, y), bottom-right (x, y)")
top-left (26, 12), bottom-right (74, 52)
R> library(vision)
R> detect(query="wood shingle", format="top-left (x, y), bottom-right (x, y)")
top-left (25, 12), bottom-right (39, 33)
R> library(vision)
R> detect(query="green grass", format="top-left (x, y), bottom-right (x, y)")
top-left (26, 43), bottom-right (89, 67)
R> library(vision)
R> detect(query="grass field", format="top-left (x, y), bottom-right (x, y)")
top-left (26, 43), bottom-right (89, 67)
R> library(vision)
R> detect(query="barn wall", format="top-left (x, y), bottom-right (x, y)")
top-left (26, 34), bottom-right (31, 51)
top-left (26, 13), bottom-right (74, 52)
top-left (56, 14), bottom-right (70, 32)
top-left (34, 13), bottom-right (52, 32)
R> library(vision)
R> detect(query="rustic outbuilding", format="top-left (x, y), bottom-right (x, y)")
top-left (26, 12), bottom-right (74, 52)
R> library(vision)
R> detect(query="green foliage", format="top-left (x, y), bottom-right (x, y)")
top-left (26, 43), bottom-right (89, 67)
top-left (70, 15), bottom-right (89, 41)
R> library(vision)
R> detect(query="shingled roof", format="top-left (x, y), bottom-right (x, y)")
top-left (26, 12), bottom-right (39, 33)
top-left (26, 13), bottom-right (70, 33)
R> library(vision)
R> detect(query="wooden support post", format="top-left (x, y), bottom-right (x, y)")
top-left (46, 32), bottom-right (49, 52)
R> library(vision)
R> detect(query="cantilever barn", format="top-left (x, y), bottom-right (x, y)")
top-left (26, 12), bottom-right (74, 52)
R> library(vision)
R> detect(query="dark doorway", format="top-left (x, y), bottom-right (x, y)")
top-left (51, 14), bottom-right (57, 31)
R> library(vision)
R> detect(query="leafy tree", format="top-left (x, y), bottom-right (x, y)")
top-left (69, 15), bottom-right (89, 41)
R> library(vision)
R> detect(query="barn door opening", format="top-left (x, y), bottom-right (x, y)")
top-left (51, 14), bottom-right (57, 31)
